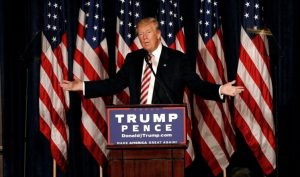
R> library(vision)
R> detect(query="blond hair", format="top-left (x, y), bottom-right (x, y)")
top-left (136, 17), bottom-right (160, 33)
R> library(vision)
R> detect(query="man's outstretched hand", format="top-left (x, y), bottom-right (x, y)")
top-left (220, 80), bottom-right (244, 96)
top-left (60, 77), bottom-right (83, 91)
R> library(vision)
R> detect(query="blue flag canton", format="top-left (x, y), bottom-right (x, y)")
top-left (117, 0), bottom-right (142, 46)
top-left (242, 0), bottom-right (265, 32)
top-left (198, 0), bottom-right (221, 44)
top-left (158, 0), bottom-right (184, 46)
top-left (81, 0), bottom-right (106, 49)
top-left (43, 0), bottom-right (67, 49)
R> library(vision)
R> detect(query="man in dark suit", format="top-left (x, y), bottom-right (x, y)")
top-left (61, 17), bottom-right (244, 103)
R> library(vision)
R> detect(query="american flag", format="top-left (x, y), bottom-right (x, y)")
top-left (158, 0), bottom-right (195, 167)
top-left (39, 0), bottom-right (69, 171)
top-left (234, 0), bottom-right (276, 175)
top-left (193, 0), bottom-right (236, 175)
top-left (73, 0), bottom-right (110, 166)
top-left (114, 0), bottom-right (142, 105)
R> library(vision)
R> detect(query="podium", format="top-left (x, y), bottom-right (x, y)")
top-left (106, 104), bottom-right (187, 177)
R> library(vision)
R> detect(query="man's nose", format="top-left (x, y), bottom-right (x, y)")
top-left (143, 34), bottom-right (148, 40)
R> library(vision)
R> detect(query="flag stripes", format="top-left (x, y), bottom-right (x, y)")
top-left (234, 0), bottom-right (276, 173)
top-left (73, 2), bottom-right (111, 166)
top-left (39, 30), bottom-right (69, 171)
top-left (193, 0), bottom-right (235, 175)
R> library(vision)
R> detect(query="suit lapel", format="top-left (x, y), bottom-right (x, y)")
top-left (152, 46), bottom-right (169, 103)
top-left (156, 46), bottom-right (169, 77)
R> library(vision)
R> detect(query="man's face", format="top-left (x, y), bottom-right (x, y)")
top-left (137, 22), bottom-right (161, 53)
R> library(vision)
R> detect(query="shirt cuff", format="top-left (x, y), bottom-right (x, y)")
top-left (219, 86), bottom-right (224, 100)
top-left (83, 81), bottom-right (85, 96)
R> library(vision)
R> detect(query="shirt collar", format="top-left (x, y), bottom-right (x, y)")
top-left (151, 43), bottom-right (162, 60)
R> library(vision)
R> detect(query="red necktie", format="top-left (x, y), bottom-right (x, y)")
top-left (140, 54), bottom-right (153, 104)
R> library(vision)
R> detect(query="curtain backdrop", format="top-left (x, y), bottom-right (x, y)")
top-left (2, 0), bottom-right (299, 177)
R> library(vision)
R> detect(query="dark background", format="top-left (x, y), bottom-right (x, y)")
top-left (1, 0), bottom-right (299, 177)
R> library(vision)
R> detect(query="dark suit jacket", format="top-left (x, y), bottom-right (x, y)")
top-left (85, 46), bottom-right (222, 104)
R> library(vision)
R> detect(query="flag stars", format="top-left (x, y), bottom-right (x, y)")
top-left (169, 11), bottom-right (173, 15)
top-left (120, 21), bottom-right (124, 25)
top-left (101, 28), bottom-right (105, 32)
top-left (127, 33), bottom-right (132, 38)
top-left (53, 3), bottom-right (58, 8)
top-left (169, 22), bottom-right (173, 26)
top-left (92, 36), bottom-right (96, 41)
top-left (161, 9), bottom-right (165, 14)
top-left (94, 14), bottom-right (99, 19)
top-left (244, 13), bottom-right (249, 18)
top-left (120, 9), bottom-right (124, 14)
top-left (245, 2), bottom-right (250, 7)
top-left (206, 10), bottom-right (210, 15)
top-left (93, 26), bottom-right (98, 30)
top-left (160, 20), bottom-right (165, 26)
top-left (135, 2), bottom-right (140, 7)
top-left (168, 33), bottom-right (172, 38)
top-left (52, 36), bottom-right (57, 42)
top-left (85, 1), bottom-right (91, 6)
top-left (200, 9), bottom-right (203, 14)
top-left (52, 26), bottom-right (57, 31)
top-left (255, 3), bottom-right (259, 9)
top-left (254, 15), bottom-right (258, 20)
top-left (48, 1), bottom-right (51, 6)
top-left (120, 0), bottom-right (125, 3)
top-left (135, 13), bottom-right (139, 18)
top-left (95, 3), bottom-right (99, 8)
top-left (205, 21), bottom-right (209, 26)
top-left (53, 14), bottom-right (57, 19)
top-left (129, 11), bottom-right (132, 16)
top-left (214, 2), bottom-right (217, 6)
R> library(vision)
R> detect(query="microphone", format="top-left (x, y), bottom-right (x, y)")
top-left (144, 53), bottom-right (175, 104)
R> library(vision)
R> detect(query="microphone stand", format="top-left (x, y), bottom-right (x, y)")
top-left (144, 54), bottom-right (175, 104)
top-left (19, 30), bottom-right (41, 177)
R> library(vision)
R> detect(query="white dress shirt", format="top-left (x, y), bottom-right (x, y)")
top-left (141, 43), bottom-right (162, 104)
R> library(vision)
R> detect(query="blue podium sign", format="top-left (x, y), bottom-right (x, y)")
top-left (107, 105), bottom-right (186, 145)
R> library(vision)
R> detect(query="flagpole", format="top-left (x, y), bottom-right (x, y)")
top-left (223, 168), bottom-right (227, 177)
top-left (53, 160), bottom-right (56, 177)
top-left (99, 166), bottom-right (103, 177)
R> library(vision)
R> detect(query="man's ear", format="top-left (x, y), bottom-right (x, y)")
top-left (157, 30), bottom-right (161, 40)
